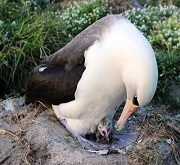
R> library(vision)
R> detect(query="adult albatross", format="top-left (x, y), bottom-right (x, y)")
top-left (26, 15), bottom-right (158, 152)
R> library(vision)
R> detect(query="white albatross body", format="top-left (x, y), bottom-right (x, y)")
top-left (52, 16), bottom-right (158, 136)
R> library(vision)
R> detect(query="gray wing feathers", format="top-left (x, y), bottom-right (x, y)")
top-left (47, 35), bottom-right (99, 70)
top-left (44, 15), bottom-right (121, 70)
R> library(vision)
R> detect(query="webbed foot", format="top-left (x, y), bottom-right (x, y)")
top-left (111, 132), bottom-right (139, 149)
top-left (76, 135), bottom-right (109, 155)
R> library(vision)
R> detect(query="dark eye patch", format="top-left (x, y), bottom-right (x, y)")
top-left (133, 96), bottom-right (139, 106)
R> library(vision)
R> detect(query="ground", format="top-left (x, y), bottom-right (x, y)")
top-left (0, 95), bottom-right (179, 165)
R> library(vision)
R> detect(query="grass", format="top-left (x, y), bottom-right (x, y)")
top-left (127, 105), bottom-right (180, 165)
top-left (57, 0), bottom-right (110, 37)
top-left (155, 50), bottom-right (180, 103)
top-left (0, 1), bottom-right (67, 96)
top-left (0, 0), bottom-right (110, 97)
top-left (121, 5), bottom-right (180, 103)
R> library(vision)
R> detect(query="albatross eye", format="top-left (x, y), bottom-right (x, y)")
top-left (133, 96), bottom-right (139, 106)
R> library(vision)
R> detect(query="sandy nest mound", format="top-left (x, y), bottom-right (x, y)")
top-left (0, 97), bottom-right (179, 165)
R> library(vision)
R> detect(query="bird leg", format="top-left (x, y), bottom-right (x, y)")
top-left (53, 105), bottom-right (139, 154)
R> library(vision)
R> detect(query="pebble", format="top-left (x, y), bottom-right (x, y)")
top-left (166, 138), bottom-right (172, 144)
top-left (138, 139), bottom-right (143, 143)
top-left (126, 145), bottom-right (132, 150)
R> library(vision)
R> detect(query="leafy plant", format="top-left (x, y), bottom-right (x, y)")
top-left (0, 0), bottom-right (110, 97)
top-left (155, 50), bottom-right (180, 101)
top-left (121, 5), bottom-right (180, 102)
top-left (57, 0), bottom-right (110, 37)
top-left (1, 0), bottom-right (179, 103)
top-left (0, 1), bottom-right (67, 96)
top-left (122, 5), bottom-right (180, 52)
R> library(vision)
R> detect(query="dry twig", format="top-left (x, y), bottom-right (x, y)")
top-left (0, 128), bottom-right (19, 141)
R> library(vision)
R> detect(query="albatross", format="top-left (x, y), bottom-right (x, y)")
top-left (25, 15), bottom-right (158, 153)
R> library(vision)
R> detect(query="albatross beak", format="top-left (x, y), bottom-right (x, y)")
top-left (115, 100), bottom-right (139, 131)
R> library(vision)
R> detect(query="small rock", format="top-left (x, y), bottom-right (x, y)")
top-left (3, 99), bottom-right (15, 111)
top-left (126, 145), bottom-right (132, 150)
top-left (175, 114), bottom-right (180, 118)
top-left (166, 138), bottom-right (172, 144)
top-left (134, 107), bottom-right (147, 115)
top-left (156, 141), bottom-right (172, 159)
top-left (138, 139), bottom-right (142, 143)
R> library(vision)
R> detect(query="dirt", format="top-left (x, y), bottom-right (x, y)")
top-left (0, 97), bottom-right (179, 165)
top-left (0, 98), bottom-right (127, 165)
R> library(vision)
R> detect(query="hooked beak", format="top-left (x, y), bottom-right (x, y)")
top-left (115, 100), bottom-right (139, 131)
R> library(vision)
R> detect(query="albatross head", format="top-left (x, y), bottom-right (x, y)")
top-left (115, 45), bottom-right (158, 131)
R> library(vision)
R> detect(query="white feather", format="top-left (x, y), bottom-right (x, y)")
top-left (53, 17), bottom-right (158, 136)
top-left (39, 66), bottom-right (47, 72)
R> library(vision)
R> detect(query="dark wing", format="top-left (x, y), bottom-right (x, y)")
top-left (25, 64), bottom-right (85, 105)
top-left (25, 15), bottom-right (120, 105)
top-left (43, 15), bottom-right (119, 70)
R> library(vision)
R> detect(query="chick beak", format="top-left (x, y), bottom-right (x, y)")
top-left (103, 129), bottom-right (110, 141)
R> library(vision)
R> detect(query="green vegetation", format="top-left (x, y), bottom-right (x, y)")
top-left (58, 0), bottom-right (110, 37)
top-left (0, 1), bottom-right (67, 96)
top-left (0, 0), bottom-right (109, 97)
top-left (121, 5), bottom-right (180, 102)
top-left (156, 50), bottom-right (179, 102)
top-left (0, 0), bottom-right (179, 104)
top-left (122, 5), bottom-right (180, 51)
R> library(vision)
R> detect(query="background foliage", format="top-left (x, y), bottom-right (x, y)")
top-left (58, 0), bottom-right (109, 37)
top-left (0, 0), bottom-right (109, 97)
top-left (0, 1), bottom-right (68, 97)
top-left (121, 5), bottom-right (180, 102)
top-left (0, 0), bottom-right (179, 104)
